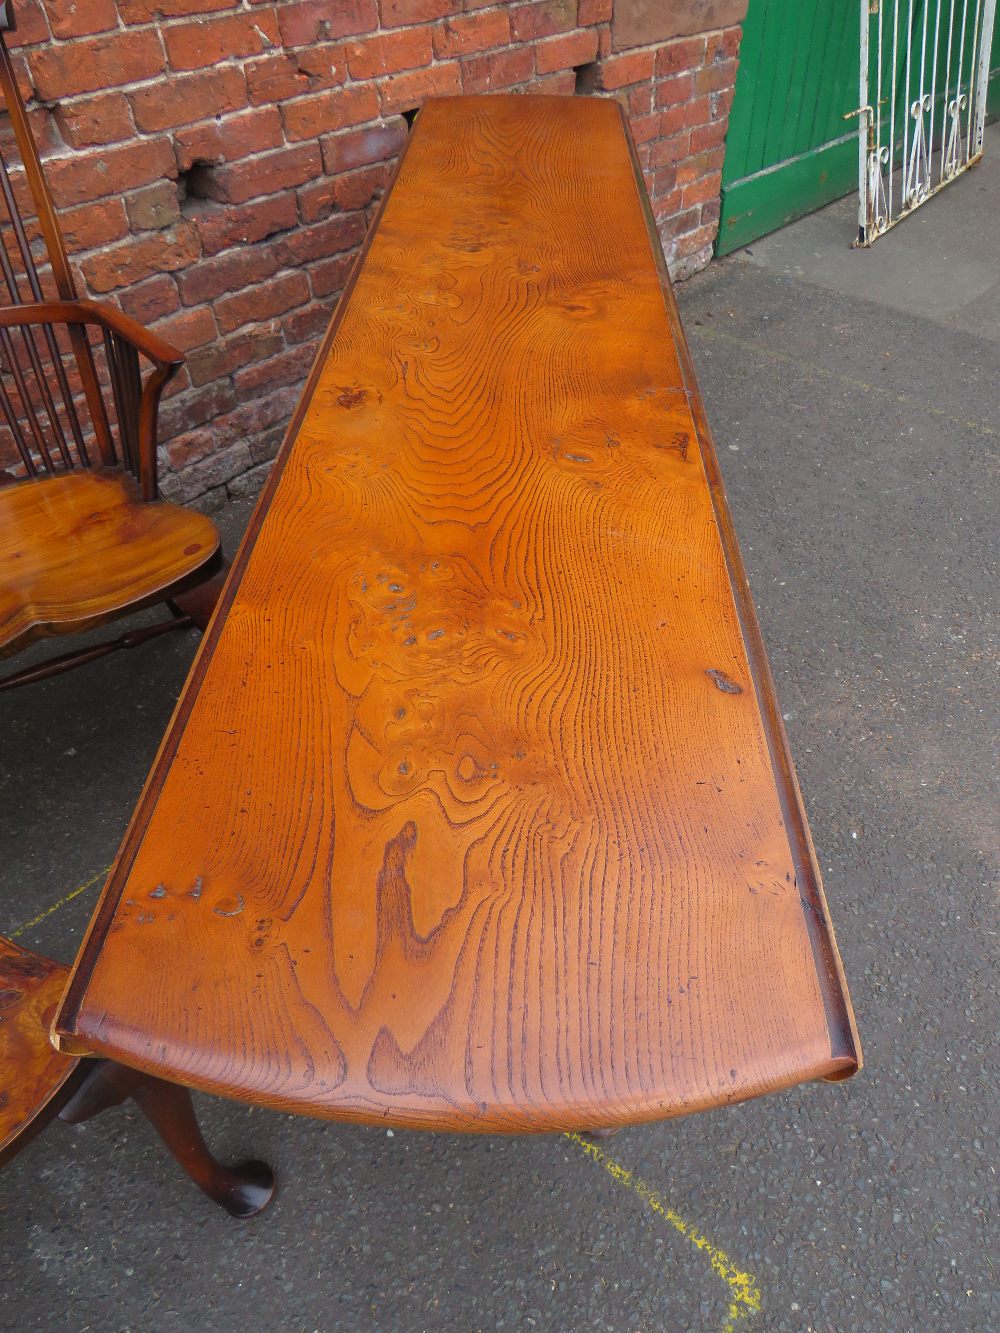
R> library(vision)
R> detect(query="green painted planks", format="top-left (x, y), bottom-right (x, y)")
top-left (716, 136), bottom-right (857, 255)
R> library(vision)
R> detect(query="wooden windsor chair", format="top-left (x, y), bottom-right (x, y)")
top-left (0, 23), bottom-right (226, 691)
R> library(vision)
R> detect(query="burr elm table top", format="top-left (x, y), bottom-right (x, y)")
top-left (54, 96), bottom-right (860, 1132)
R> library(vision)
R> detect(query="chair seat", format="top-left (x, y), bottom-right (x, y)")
top-left (0, 936), bottom-right (78, 1157)
top-left (0, 469), bottom-right (220, 656)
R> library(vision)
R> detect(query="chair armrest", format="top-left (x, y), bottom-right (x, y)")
top-left (0, 299), bottom-right (184, 370)
top-left (0, 299), bottom-right (184, 501)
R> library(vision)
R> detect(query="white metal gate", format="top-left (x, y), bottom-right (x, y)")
top-left (853, 0), bottom-right (997, 245)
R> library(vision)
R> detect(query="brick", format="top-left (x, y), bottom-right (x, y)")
top-left (164, 425), bottom-right (217, 471)
top-left (126, 180), bottom-right (182, 231)
top-left (379, 62), bottom-right (461, 115)
top-left (689, 118), bottom-right (727, 153)
top-left (597, 49), bottom-right (654, 90)
top-left (434, 10), bottom-right (510, 58)
top-left (681, 171), bottom-right (722, 209)
top-left (164, 12), bottom-right (280, 72)
top-left (276, 0), bottom-right (377, 46)
top-left (130, 66), bottom-right (246, 134)
top-left (249, 425), bottom-right (287, 466)
top-left (674, 222), bottom-right (716, 258)
top-left (530, 71), bottom-right (576, 95)
top-left (120, 0), bottom-right (231, 19)
top-left (200, 143), bottom-right (322, 205)
top-left (651, 163), bottom-right (676, 196)
top-left (654, 36), bottom-right (706, 79)
top-left (118, 274), bottom-right (181, 324)
top-left (654, 72), bottom-right (695, 108)
top-left (227, 460), bottom-right (273, 499)
top-left (164, 441), bottom-right (254, 499)
top-left (80, 222), bottom-right (200, 293)
top-left (711, 87), bottom-right (735, 120)
top-left (704, 27), bottom-right (742, 63)
top-left (53, 93), bottom-right (134, 149)
top-left (159, 379), bottom-right (236, 438)
top-left (626, 83), bottom-right (653, 117)
top-left (308, 250), bottom-right (355, 298)
top-left (174, 107), bottom-right (284, 170)
top-left (628, 112), bottom-right (661, 146)
top-left (675, 145), bottom-right (725, 186)
top-left (59, 198), bottom-right (130, 253)
top-left (647, 131), bottom-right (689, 167)
top-left (461, 46), bottom-right (534, 93)
top-left (281, 85), bottom-right (379, 142)
top-left (509, 0), bottom-right (578, 42)
top-left (346, 28), bottom-right (432, 80)
top-left (695, 58), bottom-right (737, 96)
top-left (330, 162), bottom-right (390, 211)
top-left (4, 0), bottom-right (48, 45)
top-left (277, 212), bottom-right (366, 266)
top-left (210, 384), bottom-right (299, 448)
top-left (45, 138), bottom-right (176, 208)
top-left (654, 200), bottom-right (698, 234)
top-left (379, 0), bottom-right (456, 24)
top-left (29, 30), bottom-right (164, 100)
top-left (535, 28), bottom-right (599, 74)
top-left (294, 43), bottom-right (348, 90)
top-left (193, 190), bottom-right (298, 255)
top-left (16, 107), bottom-right (61, 156)
top-left (296, 177), bottom-right (337, 225)
top-left (245, 53), bottom-right (310, 105)
top-left (657, 102), bottom-right (693, 138)
top-left (613, 0), bottom-right (745, 51)
top-left (215, 270), bottom-right (310, 334)
top-left (283, 301), bottom-right (331, 345)
top-left (578, 0), bottom-right (612, 21)
top-left (320, 120), bottom-right (407, 174)
top-left (700, 197), bottom-right (721, 226)
top-left (186, 323), bottom-right (285, 387)
top-left (47, 0), bottom-right (118, 38)
top-left (150, 304), bottom-right (218, 352)
top-left (235, 343), bottom-right (314, 398)
top-left (178, 246), bottom-right (282, 306)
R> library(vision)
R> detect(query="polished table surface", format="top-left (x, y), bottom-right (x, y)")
top-left (55, 96), bottom-right (860, 1132)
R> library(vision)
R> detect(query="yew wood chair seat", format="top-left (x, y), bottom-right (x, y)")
top-left (0, 464), bottom-right (219, 656)
top-left (0, 934), bottom-right (274, 1216)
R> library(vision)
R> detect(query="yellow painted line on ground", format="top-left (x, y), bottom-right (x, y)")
top-left (565, 1131), bottom-right (761, 1332)
top-left (692, 324), bottom-right (998, 440)
top-left (11, 865), bottom-right (109, 939)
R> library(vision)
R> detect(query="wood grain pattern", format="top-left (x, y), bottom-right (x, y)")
top-left (0, 938), bottom-right (77, 1156)
top-left (0, 469), bottom-right (220, 655)
top-left (55, 97), bottom-right (860, 1132)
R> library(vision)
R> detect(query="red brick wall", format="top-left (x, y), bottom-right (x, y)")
top-left (5, 1), bottom-right (741, 507)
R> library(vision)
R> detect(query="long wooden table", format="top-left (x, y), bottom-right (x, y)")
top-left (54, 96), bottom-right (860, 1133)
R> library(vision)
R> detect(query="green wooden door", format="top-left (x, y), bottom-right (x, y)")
top-left (717, 0), bottom-right (860, 255)
top-left (718, 1), bottom-right (1000, 256)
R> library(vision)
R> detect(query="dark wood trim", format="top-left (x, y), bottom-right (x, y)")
top-left (618, 103), bottom-right (860, 1073)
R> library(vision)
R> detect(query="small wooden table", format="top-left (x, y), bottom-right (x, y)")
top-left (55, 96), bottom-right (860, 1133)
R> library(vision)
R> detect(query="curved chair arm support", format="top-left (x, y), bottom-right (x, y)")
top-left (0, 300), bottom-right (185, 499)
top-left (0, 299), bottom-right (184, 369)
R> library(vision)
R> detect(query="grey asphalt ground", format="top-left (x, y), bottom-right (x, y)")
top-left (1, 142), bottom-right (997, 1332)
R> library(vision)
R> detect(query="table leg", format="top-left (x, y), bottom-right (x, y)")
top-left (60, 1060), bottom-right (275, 1219)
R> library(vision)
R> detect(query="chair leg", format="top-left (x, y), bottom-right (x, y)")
top-left (60, 1060), bottom-right (275, 1219)
top-left (169, 557), bottom-right (231, 632)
